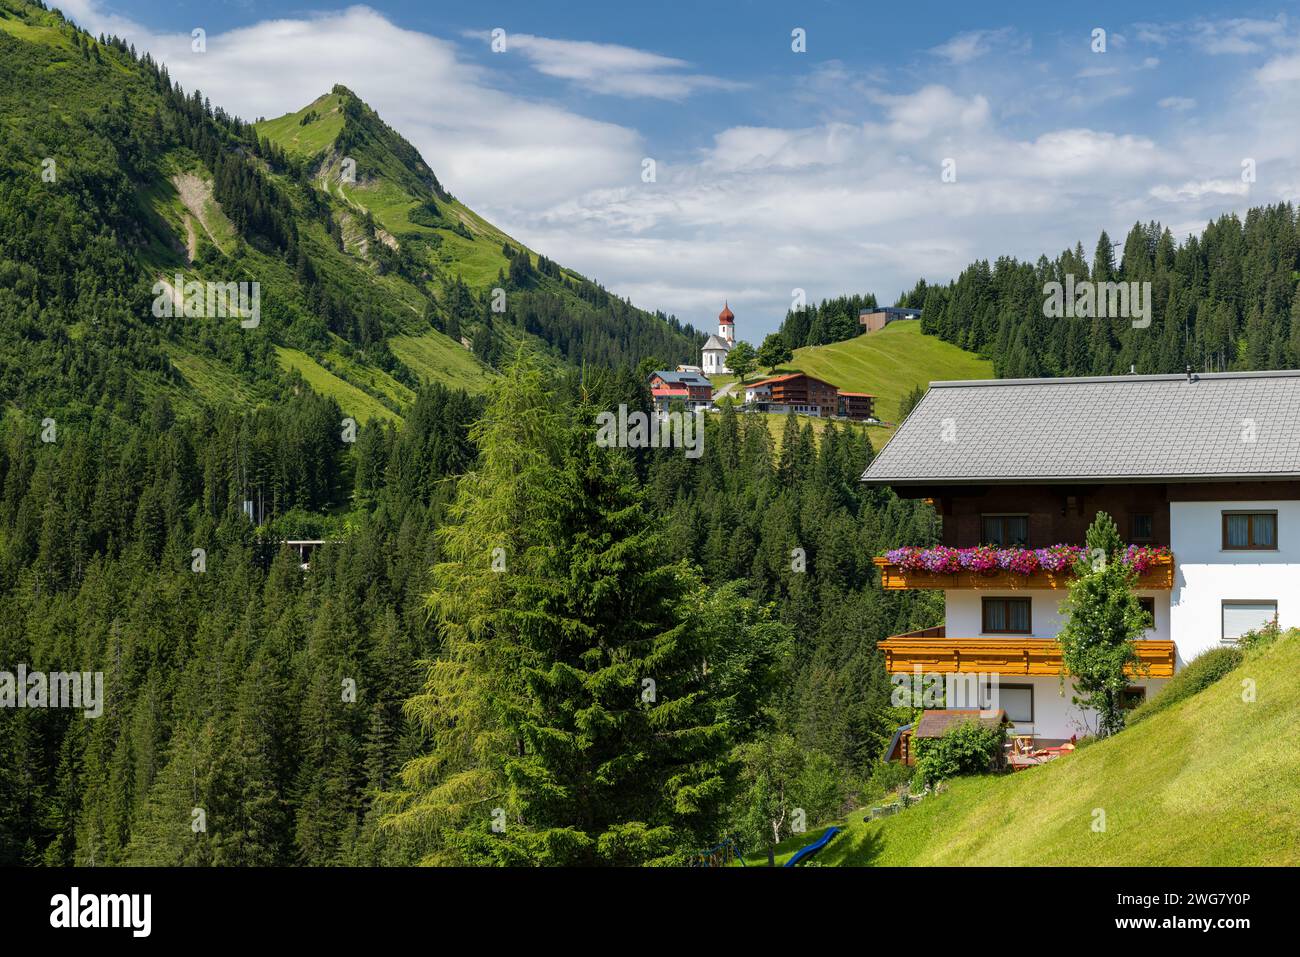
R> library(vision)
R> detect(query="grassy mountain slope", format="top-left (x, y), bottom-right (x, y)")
top-left (713, 320), bottom-right (991, 449)
top-left (787, 320), bottom-right (993, 424)
top-left (258, 92), bottom-right (524, 288)
top-left (757, 633), bottom-right (1300, 866)
top-left (254, 87), bottom-right (701, 366)
top-left (0, 0), bottom-right (697, 428)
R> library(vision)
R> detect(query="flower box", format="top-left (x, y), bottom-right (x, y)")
top-left (876, 546), bottom-right (1174, 590)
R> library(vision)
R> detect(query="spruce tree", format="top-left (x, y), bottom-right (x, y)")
top-left (1057, 512), bottom-right (1148, 737)
top-left (488, 428), bottom-right (732, 865)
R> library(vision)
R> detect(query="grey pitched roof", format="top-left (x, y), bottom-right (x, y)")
top-left (702, 335), bottom-right (731, 351)
top-left (860, 306), bottom-right (923, 318)
top-left (651, 370), bottom-right (711, 387)
top-left (862, 370), bottom-right (1300, 485)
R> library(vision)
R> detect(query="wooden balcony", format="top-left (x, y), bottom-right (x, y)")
top-left (874, 554), bottom-right (1174, 591)
top-left (878, 627), bottom-right (1176, 678)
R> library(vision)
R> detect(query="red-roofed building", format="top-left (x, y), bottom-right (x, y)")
top-left (649, 370), bottom-right (713, 414)
top-left (743, 372), bottom-right (840, 417)
top-left (744, 373), bottom-right (876, 420)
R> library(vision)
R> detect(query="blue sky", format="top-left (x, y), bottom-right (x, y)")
top-left (58, 1), bottom-right (1300, 338)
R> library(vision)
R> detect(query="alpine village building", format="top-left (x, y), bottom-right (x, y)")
top-left (648, 370), bottom-right (713, 415)
top-left (863, 370), bottom-right (1298, 744)
top-left (701, 303), bottom-right (735, 375)
top-left (649, 303), bottom-right (876, 421)
top-left (743, 373), bottom-right (875, 421)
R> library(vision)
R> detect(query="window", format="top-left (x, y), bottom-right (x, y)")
top-left (1137, 596), bottom-right (1156, 628)
top-left (982, 514), bottom-right (1029, 547)
top-left (1120, 687), bottom-right (1146, 710)
top-left (982, 597), bottom-right (1031, 634)
top-left (990, 683), bottom-right (1034, 723)
top-left (1222, 511), bottom-right (1277, 550)
top-left (1131, 512), bottom-right (1154, 542)
top-left (1222, 601), bottom-right (1277, 642)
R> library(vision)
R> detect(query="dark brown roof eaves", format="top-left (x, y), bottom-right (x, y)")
top-left (914, 709), bottom-right (1010, 738)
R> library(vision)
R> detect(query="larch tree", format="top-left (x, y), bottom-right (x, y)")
top-left (383, 347), bottom-right (567, 864)
top-left (386, 348), bottom-right (739, 865)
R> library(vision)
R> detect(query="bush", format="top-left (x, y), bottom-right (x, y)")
top-left (1238, 620), bottom-right (1290, 649)
top-left (1127, 645), bottom-right (1244, 726)
top-left (912, 721), bottom-right (1004, 789)
top-left (859, 760), bottom-right (913, 805)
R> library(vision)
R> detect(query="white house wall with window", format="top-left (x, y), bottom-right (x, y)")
top-left (1170, 501), bottom-right (1295, 661)
top-left (942, 589), bottom-right (1171, 738)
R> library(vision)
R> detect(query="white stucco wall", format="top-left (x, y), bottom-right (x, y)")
top-left (942, 589), bottom-right (1169, 739)
top-left (1169, 499), bottom-right (1300, 664)
top-left (944, 589), bottom-right (1169, 642)
top-left (942, 674), bottom-right (1168, 740)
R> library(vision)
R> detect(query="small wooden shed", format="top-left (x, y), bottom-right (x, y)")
top-left (886, 709), bottom-right (1010, 765)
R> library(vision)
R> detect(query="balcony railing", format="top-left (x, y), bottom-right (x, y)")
top-left (874, 547), bottom-right (1174, 591)
top-left (878, 626), bottom-right (1176, 677)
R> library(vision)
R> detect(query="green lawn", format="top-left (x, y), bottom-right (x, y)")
top-left (167, 345), bottom-right (266, 408)
top-left (735, 811), bottom-right (873, 867)
top-left (0, 12), bottom-right (72, 49)
top-left (798, 632), bottom-right (1300, 866)
top-left (779, 320), bottom-right (993, 425)
top-left (718, 321), bottom-right (990, 448)
top-left (322, 348), bottom-right (415, 406)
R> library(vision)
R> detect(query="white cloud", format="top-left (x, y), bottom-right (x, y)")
top-left (1158, 96), bottom-right (1197, 111)
top-left (1193, 16), bottom-right (1289, 54)
top-left (869, 85), bottom-right (991, 141)
top-left (1149, 179), bottom-right (1250, 203)
top-left (55, 4), bottom-right (643, 211)
top-left (930, 28), bottom-right (1016, 65)
top-left (1255, 52), bottom-right (1300, 84)
top-left (1133, 15), bottom-right (1292, 56)
top-left (476, 32), bottom-right (741, 99)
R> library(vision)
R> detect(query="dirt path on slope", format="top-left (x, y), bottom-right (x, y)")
top-left (171, 173), bottom-right (221, 254)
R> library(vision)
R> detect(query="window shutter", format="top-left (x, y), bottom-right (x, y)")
top-left (1222, 601), bottom-right (1276, 641)
top-left (997, 687), bottom-right (1034, 723)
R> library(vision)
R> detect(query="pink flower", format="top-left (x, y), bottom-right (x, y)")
top-left (1033, 545), bottom-right (1088, 573)
top-left (959, 546), bottom-right (999, 572)
top-left (886, 543), bottom-right (1170, 579)
top-left (1121, 544), bottom-right (1171, 575)
top-left (885, 547), bottom-right (925, 571)
top-left (997, 548), bottom-right (1040, 575)
top-left (920, 546), bottom-right (961, 574)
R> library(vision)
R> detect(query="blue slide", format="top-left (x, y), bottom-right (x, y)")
top-left (782, 825), bottom-right (841, 867)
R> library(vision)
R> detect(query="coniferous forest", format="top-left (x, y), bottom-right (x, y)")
top-left (0, 355), bottom-right (937, 865)
top-left (0, 4), bottom-right (937, 864)
top-left (779, 217), bottom-right (1300, 380)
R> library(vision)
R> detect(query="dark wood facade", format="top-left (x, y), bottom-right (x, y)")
top-left (749, 372), bottom-right (841, 416)
top-left (838, 392), bottom-right (875, 421)
top-left (902, 481), bottom-right (1300, 549)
